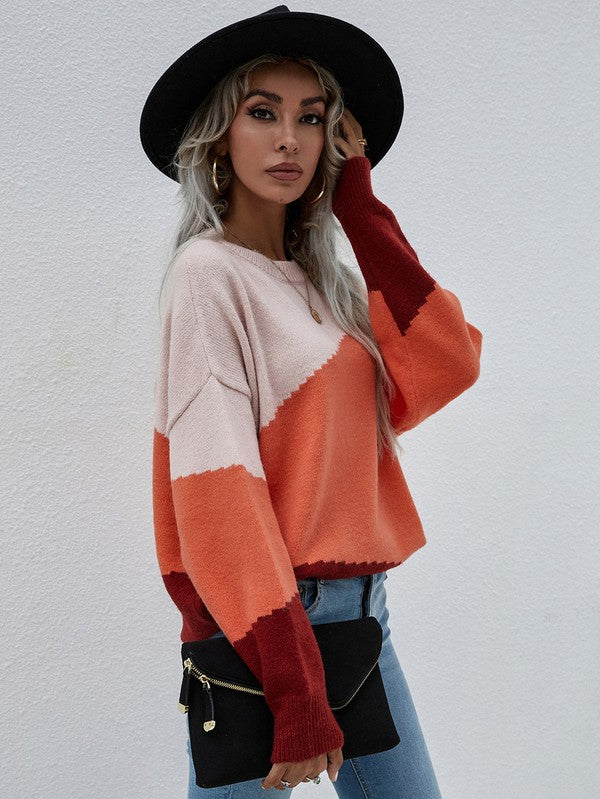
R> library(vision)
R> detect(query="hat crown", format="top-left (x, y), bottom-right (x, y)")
top-left (261, 5), bottom-right (291, 15)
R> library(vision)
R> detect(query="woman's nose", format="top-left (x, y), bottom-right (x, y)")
top-left (275, 122), bottom-right (299, 152)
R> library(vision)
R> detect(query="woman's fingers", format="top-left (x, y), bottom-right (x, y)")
top-left (262, 755), bottom-right (327, 790)
top-left (341, 108), bottom-right (363, 139)
top-left (326, 746), bottom-right (344, 783)
top-left (334, 109), bottom-right (366, 159)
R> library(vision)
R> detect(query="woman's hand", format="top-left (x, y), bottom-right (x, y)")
top-left (333, 108), bottom-right (367, 160)
top-left (261, 746), bottom-right (343, 790)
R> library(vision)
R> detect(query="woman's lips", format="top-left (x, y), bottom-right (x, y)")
top-left (266, 170), bottom-right (302, 181)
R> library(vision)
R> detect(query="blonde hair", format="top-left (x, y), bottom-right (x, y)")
top-left (159, 53), bottom-right (403, 460)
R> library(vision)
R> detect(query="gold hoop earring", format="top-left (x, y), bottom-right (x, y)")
top-left (212, 157), bottom-right (225, 194)
top-left (308, 177), bottom-right (326, 205)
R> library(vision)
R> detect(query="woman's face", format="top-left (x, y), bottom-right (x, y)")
top-left (220, 61), bottom-right (327, 207)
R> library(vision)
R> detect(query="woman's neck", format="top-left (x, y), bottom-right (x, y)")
top-left (220, 193), bottom-right (289, 260)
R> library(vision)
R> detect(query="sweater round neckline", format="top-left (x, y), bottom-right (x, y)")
top-left (213, 236), bottom-right (307, 284)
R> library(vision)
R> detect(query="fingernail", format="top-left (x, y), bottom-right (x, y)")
top-left (333, 771), bottom-right (339, 782)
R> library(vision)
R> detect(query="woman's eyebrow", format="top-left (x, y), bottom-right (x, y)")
top-left (243, 89), bottom-right (326, 107)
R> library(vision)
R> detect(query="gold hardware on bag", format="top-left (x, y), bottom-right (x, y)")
top-left (180, 656), bottom-right (265, 732)
top-left (183, 658), bottom-right (265, 695)
top-left (179, 652), bottom-right (380, 732)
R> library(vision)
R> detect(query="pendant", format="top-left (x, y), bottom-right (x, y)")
top-left (310, 307), bottom-right (322, 323)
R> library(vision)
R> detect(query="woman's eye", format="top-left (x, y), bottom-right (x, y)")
top-left (303, 113), bottom-right (324, 125)
top-left (247, 107), bottom-right (324, 125)
top-left (248, 106), bottom-right (274, 120)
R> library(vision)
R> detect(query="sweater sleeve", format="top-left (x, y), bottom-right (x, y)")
top-left (331, 156), bottom-right (483, 434)
top-left (152, 253), bottom-right (344, 765)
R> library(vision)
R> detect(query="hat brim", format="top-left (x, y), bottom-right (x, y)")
top-left (139, 7), bottom-right (403, 181)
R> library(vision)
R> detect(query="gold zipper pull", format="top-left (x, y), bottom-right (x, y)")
top-left (178, 659), bottom-right (193, 713)
top-left (182, 655), bottom-right (265, 729)
top-left (200, 675), bottom-right (216, 731)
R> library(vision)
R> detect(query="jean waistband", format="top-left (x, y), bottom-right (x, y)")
top-left (297, 573), bottom-right (374, 618)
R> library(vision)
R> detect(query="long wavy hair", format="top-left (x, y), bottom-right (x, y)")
top-left (158, 53), bottom-right (403, 460)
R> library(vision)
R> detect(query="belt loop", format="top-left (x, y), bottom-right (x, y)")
top-left (361, 574), bottom-right (373, 618)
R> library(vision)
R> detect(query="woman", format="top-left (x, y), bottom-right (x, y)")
top-left (141, 6), bottom-right (482, 797)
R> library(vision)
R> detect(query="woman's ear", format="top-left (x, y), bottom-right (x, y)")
top-left (214, 140), bottom-right (228, 158)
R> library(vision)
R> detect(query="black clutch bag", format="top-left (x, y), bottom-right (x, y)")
top-left (179, 615), bottom-right (400, 788)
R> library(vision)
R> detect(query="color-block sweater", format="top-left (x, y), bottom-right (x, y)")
top-left (152, 155), bottom-right (483, 764)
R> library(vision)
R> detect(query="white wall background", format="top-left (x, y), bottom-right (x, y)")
top-left (2, 1), bottom-right (598, 797)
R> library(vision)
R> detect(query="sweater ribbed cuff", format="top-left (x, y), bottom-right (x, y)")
top-left (332, 156), bottom-right (379, 222)
top-left (270, 692), bottom-right (345, 764)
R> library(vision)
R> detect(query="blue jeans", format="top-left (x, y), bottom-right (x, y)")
top-left (186, 572), bottom-right (442, 798)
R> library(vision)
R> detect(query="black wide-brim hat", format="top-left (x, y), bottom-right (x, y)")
top-left (139, 5), bottom-right (403, 182)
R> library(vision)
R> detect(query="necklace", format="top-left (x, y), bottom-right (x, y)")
top-left (221, 222), bottom-right (322, 324)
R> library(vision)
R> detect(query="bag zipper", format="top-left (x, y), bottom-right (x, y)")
top-left (178, 653), bottom-right (379, 730)
top-left (179, 657), bottom-right (264, 731)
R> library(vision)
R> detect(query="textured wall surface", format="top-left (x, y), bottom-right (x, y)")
top-left (2, 1), bottom-right (598, 797)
